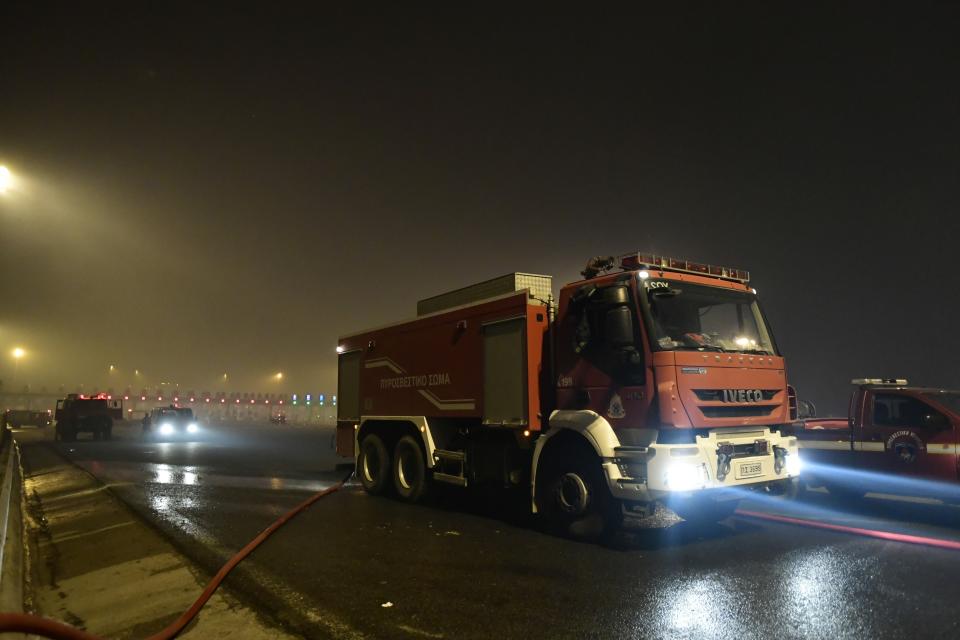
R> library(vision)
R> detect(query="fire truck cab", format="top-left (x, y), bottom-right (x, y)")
top-left (796, 379), bottom-right (960, 500)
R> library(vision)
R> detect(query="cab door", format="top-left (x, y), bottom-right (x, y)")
top-left (556, 281), bottom-right (651, 427)
top-left (859, 391), bottom-right (957, 484)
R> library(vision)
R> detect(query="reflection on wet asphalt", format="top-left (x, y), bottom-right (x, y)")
top-left (34, 423), bottom-right (960, 639)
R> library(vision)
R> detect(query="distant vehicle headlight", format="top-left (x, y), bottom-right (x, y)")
top-left (186, 423), bottom-right (198, 434)
top-left (159, 423), bottom-right (175, 436)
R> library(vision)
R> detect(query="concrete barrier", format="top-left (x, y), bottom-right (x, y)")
top-left (0, 437), bottom-right (25, 636)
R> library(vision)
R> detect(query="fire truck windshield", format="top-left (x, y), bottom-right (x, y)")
top-left (643, 281), bottom-right (777, 355)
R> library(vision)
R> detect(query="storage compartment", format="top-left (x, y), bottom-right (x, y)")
top-left (482, 317), bottom-right (527, 426)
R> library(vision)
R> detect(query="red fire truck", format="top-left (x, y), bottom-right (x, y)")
top-left (795, 379), bottom-right (960, 500)
top-left (337, 254), bottom-right (801, 537)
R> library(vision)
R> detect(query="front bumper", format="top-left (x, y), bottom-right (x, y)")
top-left (604, 428), bottom-right (800, 503)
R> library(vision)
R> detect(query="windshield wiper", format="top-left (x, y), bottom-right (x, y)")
top-left (675, 345), bottom-right (726, 352)
top-left (736, 348), bottom-right (774, 355)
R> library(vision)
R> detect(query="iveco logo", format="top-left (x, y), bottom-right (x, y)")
top-left (723, 389), bottom-right (764, 403)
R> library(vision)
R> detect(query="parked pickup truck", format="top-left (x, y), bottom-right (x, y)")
top-left (3, 409), bottom-right (52, 428)
top-left (794, 379), bottom-right (960, 500)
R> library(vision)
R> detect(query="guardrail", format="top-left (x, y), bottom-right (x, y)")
top-left (0, 434), bottom-right (24, 623)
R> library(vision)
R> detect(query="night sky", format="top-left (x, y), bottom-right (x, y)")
top-left (1, 4), bottom-right (957, 413)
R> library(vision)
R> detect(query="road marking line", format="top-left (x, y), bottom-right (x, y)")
top-left (397, 624), bottom-right (445, 638)
top-left (736, 509), bottom-right (960, 551)
top-left (53, 520), bottom-right (135, 543)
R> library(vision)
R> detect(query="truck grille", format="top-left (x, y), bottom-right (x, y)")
top-left (700, 405), bottom-right (776, 418)
top-left (693, 389), bottom-right (780, 402)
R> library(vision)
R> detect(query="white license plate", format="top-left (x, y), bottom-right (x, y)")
top-left (736, 462), bottom-right (763, 479)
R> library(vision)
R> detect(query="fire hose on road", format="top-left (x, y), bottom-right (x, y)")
top-left (0, 470), bottom-right (353, 640)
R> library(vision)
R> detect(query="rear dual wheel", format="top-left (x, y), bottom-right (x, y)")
top-left (358, 433), bottom-right (430, 502)
top-left (392, 435), bottom-right (429, 503)
top-left (358, 434), bottom-right (391, 495)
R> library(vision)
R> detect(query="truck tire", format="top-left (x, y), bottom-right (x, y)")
top-left (99, 418), bottom-right (113, 441)
top-left (392, 435), bottom-right (429, 503)
top-left (58, 421), bottom-right (77, 443)
top-left (670, 496), bottom-right (740, 524)
top-left (537, 452), bottom-right (621, 540)
top-left (358, 434), bottom-right (391, 496)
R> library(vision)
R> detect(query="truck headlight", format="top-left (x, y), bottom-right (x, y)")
top-left (186, 423), bottom-right (198, 434)
top-left (159, 423), bottom-right (174, 436)
top-left (664, 462), bottom-right (708, 491)
top-left (785, 452), bottom-right (802, 476)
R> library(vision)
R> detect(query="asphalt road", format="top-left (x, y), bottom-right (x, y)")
top-left (15, 422), bottom-right (960, 640)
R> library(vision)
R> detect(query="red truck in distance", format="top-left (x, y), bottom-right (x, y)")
top-left (54, 393), bottom-right (124, 441)
top-left (795, 379), bottom-right (960, 501)
top-left (337, 254), bottom-right (801, 537)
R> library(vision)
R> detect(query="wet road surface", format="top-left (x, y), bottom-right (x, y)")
top-left (16, 423), bottom-right (960, 639)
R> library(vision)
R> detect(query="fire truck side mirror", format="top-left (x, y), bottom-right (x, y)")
top-left (605, 305), bottom-right (635, 348)
top-left (601, 285), bottom-right (630, 305)
top-left (797, 399), bottom-right (817, 420)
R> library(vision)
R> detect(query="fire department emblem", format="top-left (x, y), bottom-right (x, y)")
top-left (886, 430), bottom-right (924, 464)
top-left (607, 393), bottom-right (626, 420)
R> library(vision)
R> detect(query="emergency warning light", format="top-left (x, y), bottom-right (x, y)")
top-left (319, 393), bottom-right (325, 406)
top-left (292, 393), bottom-right (298, 405)
top-left (332, 395), bottom-right (337, 407)
top-left (306, 393), bottom-right (312, 405)
top-left (585, 252), bottom-right (751, 283)
top-left (852, 378), bottom-right (908, 386)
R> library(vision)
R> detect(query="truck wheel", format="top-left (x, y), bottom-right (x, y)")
top-left (59, 422), bottom-right (77, 443)
top-left (358, 434), bottom-right (391, 495)
top-left (538, 453), bottom-right (620, 540)
top-left (670, 496), bottom-right (740, 524)
top-left (392, 435), bottom-right (429, 503)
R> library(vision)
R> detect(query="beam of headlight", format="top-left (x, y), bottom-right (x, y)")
top-left (800, 459), bottom-right (960, 503)
top-left (723, 461), bottom-right (960, 550)
top-left (0, 166), bottom-right (11, 193)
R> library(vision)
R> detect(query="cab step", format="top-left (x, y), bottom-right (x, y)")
top-left (432, 449), bottom-right (467, 486)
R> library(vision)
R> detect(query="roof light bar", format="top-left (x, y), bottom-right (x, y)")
top-left (619, 253), bottom-right (750, 283)
top-left (852, 378), bottom-right (908, 386)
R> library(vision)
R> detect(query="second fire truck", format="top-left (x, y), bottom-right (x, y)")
top-left (337, 253), bottom-right (801, 537)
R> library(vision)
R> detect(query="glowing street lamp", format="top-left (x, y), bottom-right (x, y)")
top-left (0, 166), bottom-right (12, 194)
top-left (11, 347), bottom-right (26, 384)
